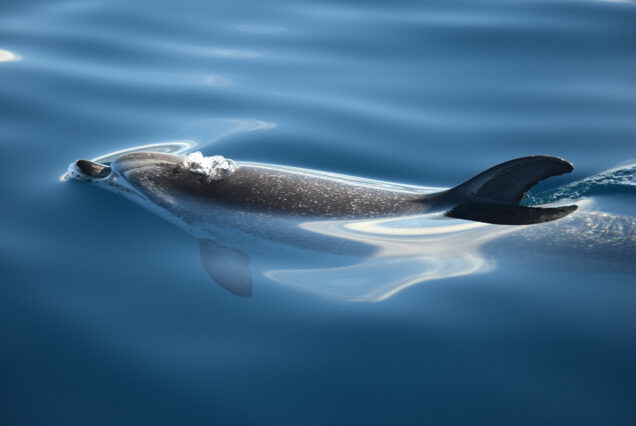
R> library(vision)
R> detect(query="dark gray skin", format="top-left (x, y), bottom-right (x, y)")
top-left (118, 154), bottom-right (430, 217)
top-left (100, 152), bottom-right (576, 223)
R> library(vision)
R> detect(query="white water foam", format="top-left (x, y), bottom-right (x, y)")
top-left (182, 152), bottom-right (236, 180)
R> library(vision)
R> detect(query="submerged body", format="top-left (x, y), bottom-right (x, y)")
top-left (69, 151), bottom-right (584, 296)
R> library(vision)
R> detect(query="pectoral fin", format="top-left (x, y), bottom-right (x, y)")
top-left (199, 240), bottom-right (252, 297)
top-left (446, 202), bottom-right (577, 225)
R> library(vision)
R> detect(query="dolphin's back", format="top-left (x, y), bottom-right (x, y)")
top-left (134, 162), bottom-right (427, 218)
top-left (111, 152), bottom-right (578, 224)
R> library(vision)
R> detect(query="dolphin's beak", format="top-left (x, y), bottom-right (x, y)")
top-left (68, 159), bottom-right (112, 181)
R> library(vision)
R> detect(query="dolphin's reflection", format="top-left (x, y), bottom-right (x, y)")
top-left (267, 215), bottom-right (505, 301)
top-left (266, 200), bottom-right (635, 301)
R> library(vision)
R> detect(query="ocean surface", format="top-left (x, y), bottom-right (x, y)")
top-left (1, 0), bottom-right (635, 425)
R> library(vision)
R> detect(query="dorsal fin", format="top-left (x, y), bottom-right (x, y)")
top-left (439, 156), bottom-right (577, 225)
top-left (447, 155), bottom-right (574, 205)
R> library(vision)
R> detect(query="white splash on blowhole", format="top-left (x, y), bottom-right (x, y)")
top-left (182, 152), bottom-right (236, 180)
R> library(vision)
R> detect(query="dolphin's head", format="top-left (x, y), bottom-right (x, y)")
top-left (68, 151), bottom-right (236, 208)
top-left (68, 152), bottom-right (184, 201)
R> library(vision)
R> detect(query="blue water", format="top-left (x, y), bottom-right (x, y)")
top-left (2, 0), bottom-right (636, 424)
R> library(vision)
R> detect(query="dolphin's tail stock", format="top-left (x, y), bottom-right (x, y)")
top-left (441, 156), bottom-right (578, 225)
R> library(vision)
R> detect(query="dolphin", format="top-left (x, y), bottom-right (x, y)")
top-left (67, 152), bottom-right (579, 296)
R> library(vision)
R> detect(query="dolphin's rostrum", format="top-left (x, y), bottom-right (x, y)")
top-left (68, 152), bottom-right (577, 296)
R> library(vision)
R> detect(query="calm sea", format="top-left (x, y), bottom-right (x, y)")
top-left (1, 0), bottom-right (635, 424)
